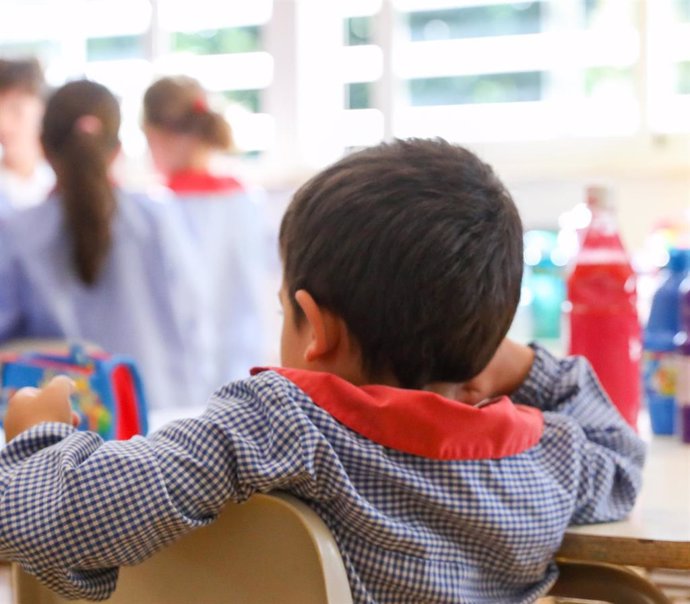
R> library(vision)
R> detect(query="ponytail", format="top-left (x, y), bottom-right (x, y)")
top-left (55, 129), bottom-right (116, 285)
top-left (143, 76), bottom-right (234, 151)
top-left (41, 80), bottom-right (121, 286)
top-left (196, 109), bottom-right (233, 150)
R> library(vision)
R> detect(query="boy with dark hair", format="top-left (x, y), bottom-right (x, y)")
top-left (1, 138), bottom-right (644, 603)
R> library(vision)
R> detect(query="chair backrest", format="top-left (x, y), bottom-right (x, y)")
top-left (12, 493), bottom-right (354, 604)
top-left (548, 559), bottom-right (672, 604)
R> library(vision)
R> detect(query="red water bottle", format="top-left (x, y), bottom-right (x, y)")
top-left (566, 186), bottom-right (641, 427)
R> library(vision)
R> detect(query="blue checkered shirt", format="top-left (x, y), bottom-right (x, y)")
top-left (0, 345), bottom-right (645, 602)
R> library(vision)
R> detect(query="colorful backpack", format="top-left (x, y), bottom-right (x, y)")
top-left (0, 344), bottom-right (148, 440)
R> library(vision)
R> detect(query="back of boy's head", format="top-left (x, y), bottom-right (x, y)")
top-left (0, 58), bottom-right (45, 97)
top-left (280, 138), bottom-right (523, 389)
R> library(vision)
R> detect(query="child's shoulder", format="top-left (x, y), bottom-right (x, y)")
top-left (0, 195), bottom-right (61, 253)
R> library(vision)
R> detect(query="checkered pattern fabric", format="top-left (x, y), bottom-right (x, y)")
top-left (0, 345), bottom-right (645, 603)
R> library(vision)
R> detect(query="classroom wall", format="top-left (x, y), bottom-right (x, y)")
top-left (505, 176), bottom-right (690, 253)
top-left (472, 134), bottom-right (690, 253)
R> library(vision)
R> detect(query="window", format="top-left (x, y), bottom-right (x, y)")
top-left (409, 72), bottom-right (544, 106)
top-left (407, 3), bottom-right (543, 41)
top-left (345, 16), bottom-right (374, 46)
top-left (156, 1), bottom-right (273, 153)
top-left (647, 0), bottom-right (690, 131)
top-left (0, 0), bottom-right (689, 180)
top-left (678, 61), bottom-right (690, 94)
top-left (389, 0), bottom-right (641, 141)
top-left (86, 35), bottom-right (146, 62)
top-left (171, 26), bottom-right (262, 55)
top-left (339, 2), bottom-right (384, 147)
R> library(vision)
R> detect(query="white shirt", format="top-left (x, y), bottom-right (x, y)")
top-left (0, 161), bottom-right (54, 211)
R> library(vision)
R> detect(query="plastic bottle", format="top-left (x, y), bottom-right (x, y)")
top-left (643, 249), bottom-right (689, 435)
top-left (524, 230), bottom-right (566, 341)
top-left (674, 263), bottom-right (690, 444)
top-left (508, 265), bottom-right (534, 344)
top-left (566, 186), bottom-right (641, 428)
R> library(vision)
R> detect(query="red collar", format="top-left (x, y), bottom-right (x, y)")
top-left (167, 170), bottom-right (244, 195)
top-left (253, 367), bottom-right (544, 461)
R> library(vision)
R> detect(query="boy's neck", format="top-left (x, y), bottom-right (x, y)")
top-left (303, 358), bottom-right (400, 388)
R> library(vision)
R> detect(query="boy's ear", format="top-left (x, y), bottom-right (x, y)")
top-left (294, 289), bottom-right (341, 362)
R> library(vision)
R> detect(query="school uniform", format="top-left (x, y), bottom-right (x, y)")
top-left (167, 169), bottom-right (268, 389)
top-left (0, 189), bottom-right (11, 221)
top-left (0, 161), bottom-right (54, 211)
top-left (0, 345), bottom-right (644, 603)
top-left (0, 189), bottom-right (210, 409)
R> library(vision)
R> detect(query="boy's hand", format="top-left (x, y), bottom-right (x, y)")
top-left (454, 339), bottom-right (535, 405)
top-left (4, 376), bottom-right (80, 442)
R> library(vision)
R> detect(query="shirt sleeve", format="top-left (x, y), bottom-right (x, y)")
top-left (0, 376), bottom-right (320, 600)
top-left (511, 344), bottom-right (646, 525)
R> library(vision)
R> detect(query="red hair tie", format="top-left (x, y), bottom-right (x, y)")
top-left (192, 97), bottom-right (209, 114)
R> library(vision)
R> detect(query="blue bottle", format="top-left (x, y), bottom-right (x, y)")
top-left (643, 249), bottom-right (689, 435)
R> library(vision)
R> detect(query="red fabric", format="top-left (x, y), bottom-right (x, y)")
top-left (252, 367), bottom-right (544, 461)
top-left (167, 170), bottom-right (244, 195)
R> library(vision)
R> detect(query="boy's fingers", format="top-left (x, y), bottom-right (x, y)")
top-left (44, 376), bottom-right (76, 398)
top-left (10, 386), bottom-right (41, 404)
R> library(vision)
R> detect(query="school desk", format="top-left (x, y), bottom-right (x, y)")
top-left (558, 436), bottom-right (690, 569)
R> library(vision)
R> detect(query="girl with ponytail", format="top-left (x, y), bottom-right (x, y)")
top-left (40, 80), bottom-right (119, 286)
top-left (0, 80), bottom-right (210, 410)
top-left (143, 76), bottom-right (268, 387)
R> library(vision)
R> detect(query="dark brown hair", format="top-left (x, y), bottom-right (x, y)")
top-left (41, 80), bottom-right (120, 286)
top-left (143, 76), bottom-right (232, 150)
top-left (280, 138), bottom-right (524, 388)
top-left (0, 58), bottom-right (45, 96)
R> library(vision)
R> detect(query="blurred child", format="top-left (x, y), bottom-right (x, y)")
top-left (1, 139), bottom-right (644, 603)
top-left (143, 76), bottom-right (267, 386)
top-left (0, 79), bottom-right (210, 409)
top-left (0, 58), bottom-right (54, 215)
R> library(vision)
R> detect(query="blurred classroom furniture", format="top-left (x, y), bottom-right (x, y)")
top-left (548, 559), bottom-right (671, 604)
top-left (10, 492), bottom-right (675, 604)
top-left (12, 492), bottom-right (354, 604)
top-left (559, 436), bottom-right (690, 570)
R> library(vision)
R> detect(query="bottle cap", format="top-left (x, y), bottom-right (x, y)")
top-left (586, 185), bottom-right (615, 212)
top-left (667, 248), bottom-right (690, 273)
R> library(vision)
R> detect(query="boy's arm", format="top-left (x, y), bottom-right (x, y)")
top-left (0, 374), bottom-right (320, 601)
top-left (510, 343), bottom-right (646, 525)
top-left (453, 339), bottom-right (535, 405)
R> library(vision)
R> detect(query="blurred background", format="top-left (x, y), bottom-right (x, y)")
top-left (2, 0), bottom-right (690, 352)
top-left (0, 0), bottom-right (686, 242)
top-left (3, 3), bottom-right (690, 599)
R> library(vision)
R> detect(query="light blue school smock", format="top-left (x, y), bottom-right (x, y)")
top-left (0, 192), bottom-right (11, 222)
top-left (0, 189), bottom-right (211, 410)
top-left (172, 187), bottom-right (268, 388)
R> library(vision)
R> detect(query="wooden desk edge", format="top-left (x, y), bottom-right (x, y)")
top-left (558, 532), bottom-right (690, 570)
